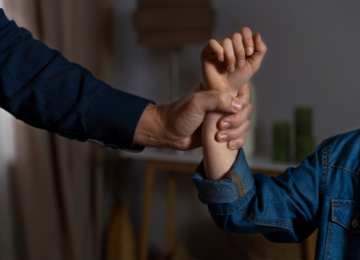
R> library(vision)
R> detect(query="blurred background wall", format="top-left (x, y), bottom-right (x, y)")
top-left (114, 0), bottom-right (360, 258)
top-left (115, 0), bottom-right (360, 157)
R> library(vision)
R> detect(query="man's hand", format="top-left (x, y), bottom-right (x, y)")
top-left (134, 82), bottom-right (252, 151)
top-left (201, 27), bottom-right (267, 93)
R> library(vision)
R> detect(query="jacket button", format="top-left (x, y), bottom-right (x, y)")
top-left (352, 218), bottom-right (359, 228)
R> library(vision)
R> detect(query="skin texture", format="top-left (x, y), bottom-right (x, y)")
top-left (201, 27), bottom-right (267, 181)
top-left (134, 86), bottom-right (246, 151)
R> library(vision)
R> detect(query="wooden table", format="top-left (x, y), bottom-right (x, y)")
top-left (120, 148), bottom-right (317, 260)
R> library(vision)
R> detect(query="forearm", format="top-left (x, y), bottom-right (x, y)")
top-left (0, 16), bottom-right (104, 141)
top-left (202, 111), bottom-right (238, 181)
top-left (133, 103), bottom-right (166, 148)
top-left (0, 9), bottom-right (152, 150)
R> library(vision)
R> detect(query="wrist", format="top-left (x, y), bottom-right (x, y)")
top-left (202, 82), bottom-right (238, 97)
top-left (134, 103), bottom-right (166, 148)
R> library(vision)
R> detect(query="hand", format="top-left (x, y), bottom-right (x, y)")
top-left (201, 27), bottom-right (267, 93)
top-left (133, 83), bottom-right (252, 151)
top-left (213, 81), bottom-right (252, 149)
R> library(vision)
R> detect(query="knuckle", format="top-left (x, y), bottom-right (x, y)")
top-left (235, 51), bottom-right (245, 58)
top-left (228, 56), bottom-right (236, 63)
top-left (238, 137), bottom-right (245, 148)
top-left (235, 111), bottom-right (242, 120)
top-left (248, 103), bottom-right (254, 113)
top-left (246, 38), bottom-right (253, 45)
top-left (217, 92), bottom-right (228, 107)
top-left (241, 27), bottom-right (252, 35)
top-left (191, 92), bottom-right (201, 105)
top-left (232, 32), bottom-right (242, 41)
top-left (208, 39), bottom-right (217, 45)
top-left (208, 92), bottom-right (219, 108)
top-left (241, 138), bottom-right (246, 146)
top-left (263, 44), bottom-right (268, 52)
top-left (222, 37), bottom-right (232, 45)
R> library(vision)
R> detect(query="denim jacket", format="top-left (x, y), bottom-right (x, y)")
top-left (192, 129), bottom-right (360, 260)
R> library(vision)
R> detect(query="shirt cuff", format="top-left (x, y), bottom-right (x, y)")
top-left (86, 86), bottom-right (153, 152)
top-left (191, 148), bottom-right (255, 204)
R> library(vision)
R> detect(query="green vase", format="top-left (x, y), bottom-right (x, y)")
top-left (272, 121), bottom-right (290, 163)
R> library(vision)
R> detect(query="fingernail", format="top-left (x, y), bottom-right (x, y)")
top-left (222, 122), bottom-right (230, 129)
top-left (228, 64), bottom-right (235, 72)
top-left (232, 98), bottom-right (242, 111)
top-left (219, 55), bottom-right (224, 62)
top-left (229, 141), bottom-right (237, 150)
top-left (237, 60), bottom-right (244, 68)
top-left (220, 133), bottom-right (228, 142)
top-left (246, 47), bottom-right (253, 55)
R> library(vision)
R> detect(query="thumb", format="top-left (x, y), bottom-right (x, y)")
top-left (237, 82), bottom-right (251, 108)
top-left (194, 90), bottom-right (242, 115)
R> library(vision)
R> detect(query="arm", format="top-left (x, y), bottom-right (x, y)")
top-left (192, 144), bottom-right (322, 242)
top-left (202, 111), bottom-right (238, 180)
top-left (0, 9), bottom-right (151, 151)
top-left (195, 28), bottom-right (319, 242)
top-left (0, 8), bottom-right (247, 152)
top-left (202, 94), bottom-right (253, 180)
top-left (201, 28), bottom-right (266, 179)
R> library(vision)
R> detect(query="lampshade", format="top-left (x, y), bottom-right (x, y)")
top-left (133, 0), bottom-right (215, 46)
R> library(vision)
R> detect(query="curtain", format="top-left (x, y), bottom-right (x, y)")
top-left (2, 0), bottom-right (114, 259)
top-left (0, 109), bottom-right (16, 260)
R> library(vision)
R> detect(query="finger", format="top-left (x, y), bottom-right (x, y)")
top-left (217, 82), bottom-right (251, 130)
top-left (220, 38), bottom-right (236, 72)
top-left (216, 119), bottom-right (250, 144)
top-left (236, 82), bottom-right (251, 109)
top-left (240, 27), bottom-right (254, 56)
top-left (228, 133), bottom-right (246, 150)
top-left (193, 90), bottom-right (242, 114)
top-left (248, 33), bottom-right (267, 71)
top-left (201, 39), bottom-right (224, 62)
top-left (231, 33), bottom-right (246, 68)
top-left (218, 103), bottom-right (253, 130)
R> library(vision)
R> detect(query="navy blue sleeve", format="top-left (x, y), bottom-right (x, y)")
top-left (0, 9), bottom-right (152, 152)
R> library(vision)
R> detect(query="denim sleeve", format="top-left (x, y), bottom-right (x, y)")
top-left (0, 9), bottom-right (152, 152)
top-left (192, 145), bottom-right (322, 243)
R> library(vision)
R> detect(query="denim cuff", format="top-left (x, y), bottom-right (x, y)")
top-left (192, 148), bottom-right (254, 204)
top-left (87, 87), bottom-right (153, 152)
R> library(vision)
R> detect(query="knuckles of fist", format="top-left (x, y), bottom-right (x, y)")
top-left (157, 27), bottom-right (266, 151)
